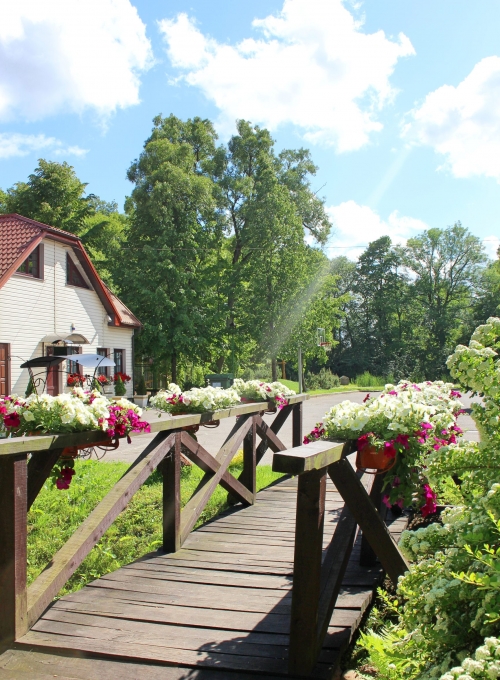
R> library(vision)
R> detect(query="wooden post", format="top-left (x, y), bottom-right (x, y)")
top-left (240, 417), bottom-right (257, 501)
top-left (292, 402), bottom-right (302, 448)
top-left (288, 468), bottom-right (326, 676)
top-left (161, 433), bottom-right (181, 553)
top-left (0, 454), bottom-right (28, 645)
top-left (27, 448), bottom-right (64, 510)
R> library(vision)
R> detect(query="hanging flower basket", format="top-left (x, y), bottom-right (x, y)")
top-left (202, 419), bottom-right (220, 428)
top-left (61, 437), bottom-right (119, 459)
top-left (356, 443), bottom-right (396, 474)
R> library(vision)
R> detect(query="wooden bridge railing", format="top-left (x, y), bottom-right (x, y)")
top-left (0, 395), bottom-right (306, 648)
top-left (273, 440), bottom-right (410, 677)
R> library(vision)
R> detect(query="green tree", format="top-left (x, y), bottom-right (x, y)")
top-left (328, 239), bottom-right (415, 379)
top-left (1, 159), bottom-right (95, 233)
top-left (212, 120), bottom-right (332, 375)
top-left (403, 222), bottom-right (486, 378)
top-left (121, 115), bottom-right (220, 382)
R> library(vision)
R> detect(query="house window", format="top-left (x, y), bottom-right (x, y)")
top-left (17, 245), bottom-right (43, 279)
top-left (67, 253), bottom-right (89, 289)
top-left (97, 348), bottom-right (109, 376)
top-left (66, 346), bottom-right (82, 375)
top-left (114, 349), bottom-right (125, 376)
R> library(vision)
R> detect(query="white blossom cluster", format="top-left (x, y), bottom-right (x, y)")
top-left (150, 384), bottom-right (241, 413)
top-left (322, 380), bottom-right (462, 442)
top-left (232, 379), bottom-right (296, 401)
top-left (0, 388), bottom-right (142, 435)
top-left (438, 637), bottom-right (500, 680)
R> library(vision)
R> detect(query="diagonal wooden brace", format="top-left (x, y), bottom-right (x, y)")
top-left (180, 432), bottom-right (254, 506)
top-left (254, 416), bottom-right (287, 454)
top-left (328, 457), bottom-right (409, 583)
top-left (27, 431), bottom-right (177, 629)
top-left (179, 415), bottom-right (254, 544)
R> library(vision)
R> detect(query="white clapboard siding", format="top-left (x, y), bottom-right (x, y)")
top-left (0, 237), bottom-right (135, 397)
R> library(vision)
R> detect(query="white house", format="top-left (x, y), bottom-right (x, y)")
top-left (0, 214), bottom-right (141, 399)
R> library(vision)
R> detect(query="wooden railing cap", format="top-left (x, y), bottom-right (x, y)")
top-left (272, 440), bottom-right (347, 475)
top-left (0, 394), bottom-right (308, 457)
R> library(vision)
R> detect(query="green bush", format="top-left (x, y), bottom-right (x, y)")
top-left (114, 375), bottom-right (127, 396)
top-left (240, 363), bottom-right (273, 381)
top-left (355, 371), bottom-right (390, 387)
top-left (136, 374), bottom-right (147, 395)
top-left (306, 368), bottom-right (340, 390)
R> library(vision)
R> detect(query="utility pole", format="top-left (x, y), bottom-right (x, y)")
top-left (298, 345), bottom-right (303, 394)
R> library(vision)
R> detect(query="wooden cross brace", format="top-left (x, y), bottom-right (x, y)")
top-left (162, 411), bottom-right (292, 552)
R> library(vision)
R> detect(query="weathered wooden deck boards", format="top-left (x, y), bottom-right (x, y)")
top-left (3, 475), bottom-right (408, 680)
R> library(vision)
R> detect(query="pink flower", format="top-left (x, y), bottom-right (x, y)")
top-left (363, 393), bottom-right (371, 403)
top-left (450, 390), bottom-right (462, 398)
top-left (392, 476), bottom-right (401, 487)
top-left (421, 484), bottom-right (437, 517)
top-left (56, 478), bottom-right (70, 490)
top-left (395, 434), bottom-right (410, 450)
top-left (382, 494), bottom-right (392, 508)
top-left (413, 384), bottom-right (422, 391)
top-left (421, 422), bottom-right (433, 430)
top-left (388, 390), bottom-right (398, 396)
top-left (384, 442), bottom-right (397, 459)
top-left (3, 412), bottom-right (20, 429)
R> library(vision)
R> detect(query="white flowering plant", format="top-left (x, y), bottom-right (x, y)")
top-left (352, 320), bottom-right (500, 679)
top-left (0, 388), bottom-right (150, 489)
top-left (150, 384), bottom-right (241, 414)
top-left (318, 381), bottom-right (464, 513)
top-left (232, 379), bottom-right (295, 410)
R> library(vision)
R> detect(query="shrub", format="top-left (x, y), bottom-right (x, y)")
top-left (355, 371), bottom-right (389, 387)
top-left (136, 374), bottom-right (147, 395)
top-left (239, 363), bottom-right (273, 381)
top-left (114, 375), bottom-right (127, 396)
top-left (306, 368), bottom-right (340, 390)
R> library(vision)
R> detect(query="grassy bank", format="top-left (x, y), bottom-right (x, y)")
top-left (280, 378), bottom-right (383, 395)
top-left (28, 457), bottom-right (284, 598)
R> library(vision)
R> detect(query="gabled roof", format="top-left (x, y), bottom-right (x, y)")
top-left (0, 214), bottom-right (141, 328)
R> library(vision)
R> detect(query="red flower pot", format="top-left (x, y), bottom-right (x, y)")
top-left (356, 444), bottom-right (395, 473)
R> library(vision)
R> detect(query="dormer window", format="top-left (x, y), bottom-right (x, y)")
top-left (17, 245), bottom-right (43, 279)
top-left (67, 253), bottom-right (89, 289)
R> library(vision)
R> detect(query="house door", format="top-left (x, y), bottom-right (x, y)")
top-left (0, 343), bottom-right (10, 397)
top-left (46, 347), bottom-right (60, 396)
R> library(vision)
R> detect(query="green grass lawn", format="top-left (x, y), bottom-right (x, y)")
top-left (280, 378), bottom-right (383, 395)
top-left (28, 457), bottom-right (284, 599)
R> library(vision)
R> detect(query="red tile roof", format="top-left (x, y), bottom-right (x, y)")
top-left (0, 215), bottom-right (46, 283)
top-left (0, 214), bottom-right (141, 328)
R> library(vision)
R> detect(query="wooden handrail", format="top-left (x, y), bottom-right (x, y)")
top-left (0, 394), bottom-right (308, 458)
top-left (272, 439), bottom-right (345, 474)
top-left (273, 440), bottom-right (410, 677)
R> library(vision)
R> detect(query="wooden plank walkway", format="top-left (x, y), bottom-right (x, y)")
top-left (2, 474), bottom-right (408, 680)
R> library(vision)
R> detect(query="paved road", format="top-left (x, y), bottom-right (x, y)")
top-left (103, 391), bottom-right (480, 466)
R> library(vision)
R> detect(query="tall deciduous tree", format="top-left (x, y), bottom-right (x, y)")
top-left (121, 115), bottom-right (220, 382)
top-left (403, 223), bottom-right (486, 377)
top-left (213, 120), bottom-right (332, 375)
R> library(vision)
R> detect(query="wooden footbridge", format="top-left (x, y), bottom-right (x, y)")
top-left (0, 397), bottom-right (409, 679)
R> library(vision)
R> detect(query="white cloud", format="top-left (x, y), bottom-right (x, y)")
top-left (326, 200), bottom-right (428, 259)
top-left (159, 0), bottom-right (414, 151)
top-left (0, 133), bottom-right (87, 159)
top-left (403, 57), bottom-right (500, 182)
top-left (0, 0), bottom-right (152, 122)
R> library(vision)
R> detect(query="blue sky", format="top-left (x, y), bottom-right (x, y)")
top-left (1, 0), bottom-right (500, 258)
